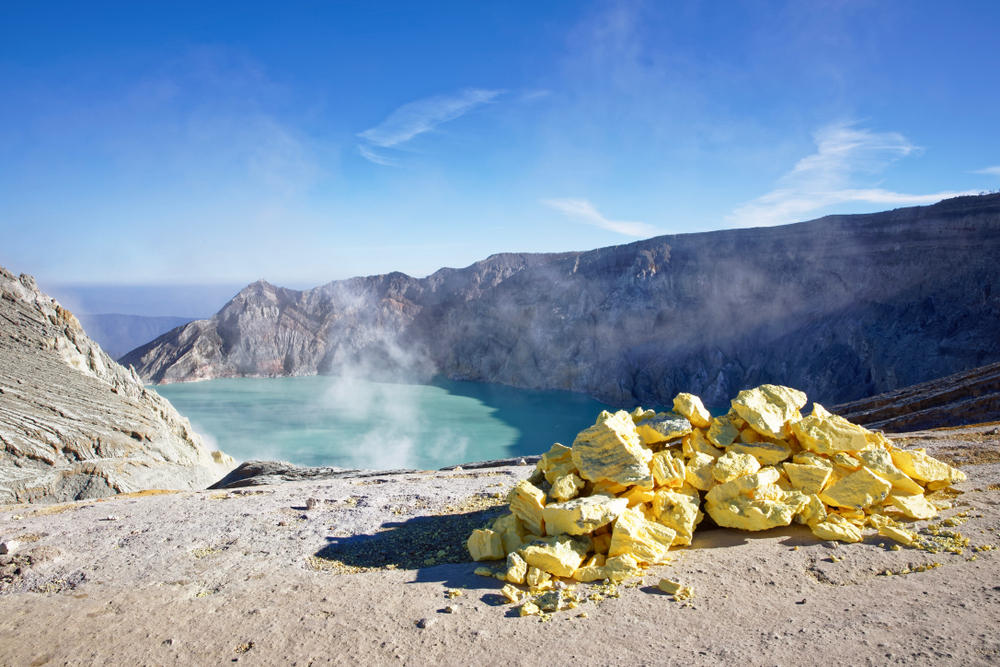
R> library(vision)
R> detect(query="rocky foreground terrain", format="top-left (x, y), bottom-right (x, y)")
top-left (123, 194), bottom-right (1000, 413)
top-left (0, 425), bottom-right (998, 666)
top-left (0, 268), bottom-right (234, 504)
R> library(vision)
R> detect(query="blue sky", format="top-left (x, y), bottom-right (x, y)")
top-left (2, 0), bottom-right (999, 313)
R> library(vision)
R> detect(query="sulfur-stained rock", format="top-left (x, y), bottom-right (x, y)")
top-left (631, 407), bottom-right (656, 423)
top-left (857, 448), bottom-right (924, 494)
top-left (592, 480), bottom-right (630, 495)
top-left (890, 448), bottom-right (966, 484)
top-left (683, 429), bottom-right (724, 459)
top-left (706, 491), bottom-right (808, 532)
top-left (728, 440), bottom-right (793, 467)
top-left (783, 462), bottom-right (832, 495)
top-left (505, 552), bottom-right (528, 585)
top-left (608, 506), bottom-right (677, 563)
top-left (508, 480), bottom-right (546, 536)
top-left (542, 494), bottom-right (628, 536)
top-left (888, 489), bottom-right (938, 520)
top-left (811, 514), bottom-right (863, 543)
top-left (794, 493), bottom-right (827, 528)
top-left (792, 451), bottom-right (833, 469)
top-left (572, 411), bottom-right (654, 488)
top-left (621, 485), bottom-right (656, 508)
top-left (537, 443), bottom-right (574, 473)
top-left (544, 461), bottom-right (579, 485)
top-left (818, 467), bottom-right (892, 510)
top-left (684, 452), bottom-right (717, 491)
top-left (712, 450), bottom-right (761, 483)
top-left (707, 415), bottom-right (740, 448)
top-left (652, 487), bottom-right (703, 546)
top-left (705, 466), bottom-right (781, 505)
top-left (832, 452), bottom-right (862, 471)
top-left (550, 473), bottom-right (585, 502)
top-left (604, 553), bottom-right (643, 581)
top-left (592, 532), bottom-right (612, 555)
top-left (468, 529), bottom-right (505, 561)
top-left (525, 566), bottom-right (551, 589)
top-left (650, 452), bottom-right (686, 488)
top-left (500, 584), bottom-right (523, 603)
top-left (878, 523), bottom-right (917, 547)
top-left (730, 385), bottom-right (807, 440)
top-left (535, 590), bottom-right (567, 612)
top-left (519, 601), bottom-right (540, 617)
top-left (673, 393), bottom-right (712, 429)
top-left (792, 404), bottom-right (869, 455)
top-left (635, 413), bottom-right (692, 447)
top-left (521, 536), bottom-right (589, 577)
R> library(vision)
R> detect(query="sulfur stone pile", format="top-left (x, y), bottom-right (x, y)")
top-left (467, 384), bottom-right (966, 602)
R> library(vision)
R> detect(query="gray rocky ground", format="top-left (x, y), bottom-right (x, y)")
top-left (1, 426), bottom-right (998, 666)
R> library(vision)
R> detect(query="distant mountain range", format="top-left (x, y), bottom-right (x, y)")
top-left (121, 194), bottom-right (1000, 410)
top-left (77, 314), bottom-right (193, 359)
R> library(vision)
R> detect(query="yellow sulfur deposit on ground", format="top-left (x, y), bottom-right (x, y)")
top-left (467, 383), bottom-right (966, 600)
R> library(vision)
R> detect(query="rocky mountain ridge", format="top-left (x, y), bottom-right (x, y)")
top-left (123, 194), bottom-right (1000, 410)
top-left (0, 268), bottom-right (235, 504)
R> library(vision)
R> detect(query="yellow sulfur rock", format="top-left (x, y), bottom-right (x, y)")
top-left (521, 536), bottom-right (590, 577)
top-left (537, 443), bottom-right (574, 474)
top-left (657, 578), bottom-right (693, 599)
top-left (673, 393), bottom-right (712, 429)
top-left (730, 384), bottom-right (807, 440)
top-left (818, 467), bottom-right (893, 510)
top-left (500, 584), bottom-right (523, 603)
top-left (650, 452), bottom-right (686, 488)
top-left (792, 404), bottom-right (869, 455)
top-left (604, 553), bottom-right (644, 581)
top-left (792, 451), bottom-right (833, 469)
top-left (783, 462), bottom-right (832, 495)
top-left (608, 506), bottom-right (677, 564)
top-left (706, 491), bottom-right (808, 532)
top-left (811, 514), bottom-right (863, 543)
top-left (592, 480), bottom-right (630, 495)
top-left (572, 411), bottom-right (654, 488)
top-left (739, 428), bottom-right (762, 444)
top-left (508, 480), bottom-right (547, 536)
top-left (468, 529), bottom-right (505, 561)
top-left (890, 448), bottom-right (966, 484)
top-left (621, 485), bottom-right (657, 508)
top-left (683, 429), bottom-right (724, 459)
top-left (888, 489), bottom-right (938, 520)
top-left (856, 448), bottom-right (924, 494)
top-left (684, 452), bottom-right (718, 491)
top-left (794, 493), bottom-right (827, 528)
top-left (474, 566), bottom-right (494, 577)
top-left (492, 512), bottom-right (527, 540)
top-left (550, 473), bottom-right (586, 502)
top-left (502, 531), bottom-right (523, 556)
top-left (505, 552), bottom-right (528, 585)
top-left (833, 508), bottom-right (866, 525)
top-left (631, 407), bottom-right (656, 423)
top-left (525, 566), bottom-right (551, 589)
top-left (707, 415), bottom-right (741, 448)
top-left (728, 440), bottom-right (793, 466)
top-left (652, 487), bottom-right (703, 546)
top-left (713, 451), bottom-right (761, 483)
top-left (635, 412), bottom-right (693, 447)
top-left (832, 452), bottom-right (862, 471)
top-left (879, 524), bottom-right (917, 547)
top-left (592, 532), bottom-right (612, 555)
top-left (571, 554), bottom-right (607, 582)
top-left (542, 494), bottom-right (628, 536)
top-left (705, 466), bottom-right (781, 505)
top-left (545, 461), bottom-right (579, 485)
top-left (519, 601), bottom-right (540, 616)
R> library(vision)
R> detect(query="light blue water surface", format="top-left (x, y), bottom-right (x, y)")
top-left (157, 376), bottom-right (619, 471)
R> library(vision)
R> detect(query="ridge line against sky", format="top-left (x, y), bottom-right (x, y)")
top-left (2, 0), bottom-right (999, 296)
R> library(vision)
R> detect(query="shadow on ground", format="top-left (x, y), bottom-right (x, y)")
top-left (312, 506), bottom-right (507, 574)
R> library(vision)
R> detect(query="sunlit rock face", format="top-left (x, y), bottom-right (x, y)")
top-left (124, 195), bottom-right (1000, 412)
top-left (0, 268), bottom-right (235, 505)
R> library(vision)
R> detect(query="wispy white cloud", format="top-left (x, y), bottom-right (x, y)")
top-left (729, 123), bottom-right (979, 227)
top-left (357, 88), bottom-right (504, 162)
top-left (972, 166), bottom-right (1000, 177)
top-left (357, 145), bottom-right (405, 168)
top-left (544, 198), bottom-right (662, 237)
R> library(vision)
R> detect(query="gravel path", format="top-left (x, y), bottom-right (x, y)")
top-left (2, 429), bottom-right (1000, 666)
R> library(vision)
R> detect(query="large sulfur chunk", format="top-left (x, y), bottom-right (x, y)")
top-left (544, 461), bottom-right (579, 485)
top-left (783, 462), bottom-right (832, 495)
top-left (652, 486), bottom-right (703, 546)
top-left (818, 466), bottom-right (893, 510)
top-left (713, 450), bottom-right (761, 483)
top-left (683, 429), bottom-right (724, 459)
top-left (730, 385), bottom-right (807, 439)
top-left (728, 439), bottom-right (793, 467)
top-left (508, 480), bottom-right (546, 536)
top-left (505, 552), bottom-right (528, 585)
top-left (794, 493), bottom-right (827, 528)
top-left (550, 473), bottom-right (586, 502)
top-left (811, 514), bottom-right (863, 543)
top-left (521, 535), bottom-right (589, 578)
top-left (572, 411), bottom-right (654, 488)
top-left (792, 404), bottom-right (869, 455)
top-left (604, 553), bottom-right (644, 581)
top-left (542, 494), bottom-right (628, 536)
top-left (890, 449), bottom-right (966, 485)
top-left (706, 492), bottom-right (808, 532)
top-left (608, 506), bottom-right (677, 564)
top-left (856, 448), bottom-right (923, 494)
top-left (650, 452), bottom-right (686, 488)
top-left (537, 443), bottom-right (574, 473)
top-left (635, 413), bottom-right (692, 447)
top-left (467, 529), bottom-right (504, 561)
top-left (684, 452), bottom-right (717, 491)
top-left (706, 415), bottom-right (740, 448)
top-left (888, 489), bottom-right (938, 520)
top-left (673, 393), bottom-right (712, 429)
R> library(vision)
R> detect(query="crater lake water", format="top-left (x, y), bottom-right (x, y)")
top-left (156, 376), bottom-right (619, 471)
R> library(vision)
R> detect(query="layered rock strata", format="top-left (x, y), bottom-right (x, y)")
top-left (123, 194), bottom-right (1000, 409)
top-left (0, 268), bottom-right (234, 504)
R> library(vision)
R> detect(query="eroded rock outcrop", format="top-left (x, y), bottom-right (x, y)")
top-left (0, 268), bottom-right (235, 504)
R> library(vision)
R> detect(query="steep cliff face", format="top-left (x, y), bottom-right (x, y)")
top-left (123, 195), bottom-right (1000, 409)
top-left (0, 268), bottom-right (235, 504)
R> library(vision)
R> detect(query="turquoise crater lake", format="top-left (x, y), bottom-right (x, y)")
top-left (156, 376), bottom-right (618, 471)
